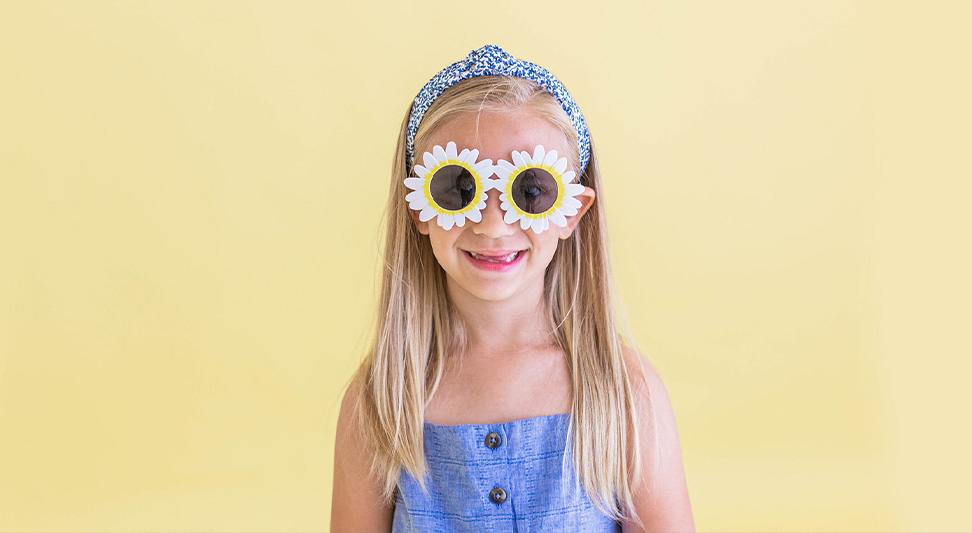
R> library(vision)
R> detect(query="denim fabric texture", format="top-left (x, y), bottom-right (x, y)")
top-left (392, 413), bottom-right (622, 532)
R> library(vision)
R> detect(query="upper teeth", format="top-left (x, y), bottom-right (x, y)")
top-left (470, 251), bottom-right (519, 263)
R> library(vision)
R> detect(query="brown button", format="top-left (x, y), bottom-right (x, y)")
top-left (489, 487), bottom-right (507, 504)
top-left (484, 432), bottom-right (502, 449)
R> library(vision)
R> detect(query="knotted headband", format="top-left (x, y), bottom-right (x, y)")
top-left (405, 44), bottom-right (591, 174)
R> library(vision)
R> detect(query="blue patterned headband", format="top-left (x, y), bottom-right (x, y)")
top-left (406, 44), bottom-right (591, 174)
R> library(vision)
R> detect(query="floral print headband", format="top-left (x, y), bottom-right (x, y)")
top-left (405, 44), bottom-right (591, 175)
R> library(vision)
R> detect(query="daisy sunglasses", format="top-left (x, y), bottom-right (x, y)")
top-left (404, 142), bottom-right (586, 234)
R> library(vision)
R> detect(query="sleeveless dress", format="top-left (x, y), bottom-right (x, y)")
top-left (392, 413), bottom-right (622, 532)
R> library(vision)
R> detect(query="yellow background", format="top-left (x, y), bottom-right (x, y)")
top-left (1, 1), bottom-right (968, 531)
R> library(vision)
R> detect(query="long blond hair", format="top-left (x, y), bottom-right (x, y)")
top-left (353, 76), bottom-right (645, 524)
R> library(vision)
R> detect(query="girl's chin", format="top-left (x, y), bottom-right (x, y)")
top-left (444, 276), bottom-right (521, 303)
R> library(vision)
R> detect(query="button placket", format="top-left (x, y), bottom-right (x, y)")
top-left (485, 429), bottom-right (507, 504)
top-left (481, 425), bottom-right (513, 516)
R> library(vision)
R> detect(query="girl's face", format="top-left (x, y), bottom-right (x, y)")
top-left (412, 106), bottom-right (596, 306)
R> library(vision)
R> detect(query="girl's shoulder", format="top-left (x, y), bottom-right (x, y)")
top-left (622, 345), bottom-right (679, 443)
top-left (623, 346), bottom-right (663, 402)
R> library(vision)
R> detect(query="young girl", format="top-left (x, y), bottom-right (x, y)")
top-left (331, 45), bottom-right (694, 532)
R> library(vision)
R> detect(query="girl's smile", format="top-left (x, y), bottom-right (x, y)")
top-left (462, 248), bottom-right (527, 271)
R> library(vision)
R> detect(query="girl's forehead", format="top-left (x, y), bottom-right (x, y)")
top-left (421, 108), bottom-right (573, 162)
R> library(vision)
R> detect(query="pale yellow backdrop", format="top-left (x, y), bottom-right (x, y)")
top-left (1, 1), bottom-right (968, 531)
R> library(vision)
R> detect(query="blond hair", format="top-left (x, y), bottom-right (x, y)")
top-left (352, 76), bottom-right (646, 525)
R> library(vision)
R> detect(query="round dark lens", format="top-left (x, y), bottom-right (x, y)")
top-left (430, 165), bottom-right (476, 210)
top-left (511, 168), bottom-right (558, 214)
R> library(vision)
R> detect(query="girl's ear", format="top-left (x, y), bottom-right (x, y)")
top-left (557, 186), bottom-right (596, 240)
top-left (409, 208), bottom-right (430, 235)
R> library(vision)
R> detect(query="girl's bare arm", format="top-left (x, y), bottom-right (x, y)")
top-left (623, 350), bottom-right (696, 533)
top-left (330, 382), bottom-right (394, 532)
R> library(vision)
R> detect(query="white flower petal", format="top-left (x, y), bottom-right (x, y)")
top-left (466, 208), bottom-right (482, 223)
top-left (520, 217), bottom-right (532, 231)
top-left (564, 183), bottom-right (585, 196)
top-left (554, 158), bottom-right (568, 174)
top-left (531, 218), bottom-right (544, 233)
top-left (438, 213), bottom-right (455, 230)
top-left (511, 151), bottom-right (526, 167)
top-left (482, 179), bottom-right (496, 191)
top-left (543, 149), bottom-right (558, 167)
top-left (405, 190), bottom-right (426, 203)
top-left (423, 152), bottom-right (437, 169)
top-left (565, 196), bottom-right (583, 209)
top-left (404, 177), bottom-right (423, 190)
top-left (473, 159), bottom-right (494, 176)
top-left (446, 142), bottom-right (458, 160)
top-left (419, 206), bottom-right (437, 222)
top-left (550, 212), bottom-right (568, 227)
top-left (454, 214), bottom-right (465, 227)
top-left (505, 210), bottom-right (520, 224)
top-left (533, 145), bottom-right (545, 164)
top-left (560, 205), bottom-right (578, 217)
top-left (468, 149), bottom-right (480, 163)
top-left (560, 171), bottom-right (576, 183)
top-left (496, 159), bottom-right (516, 173)
top-left (433, 145), bottom-right (447, 162)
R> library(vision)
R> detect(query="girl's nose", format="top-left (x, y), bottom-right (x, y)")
top-left (473, 189), bottom-right (515, 238)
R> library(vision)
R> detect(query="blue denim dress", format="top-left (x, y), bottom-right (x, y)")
top-left (392, 413), bottom-right (622, 532)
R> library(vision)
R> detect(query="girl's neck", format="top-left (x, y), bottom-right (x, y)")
top-left (446, 279), bottom-right (557, 357)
